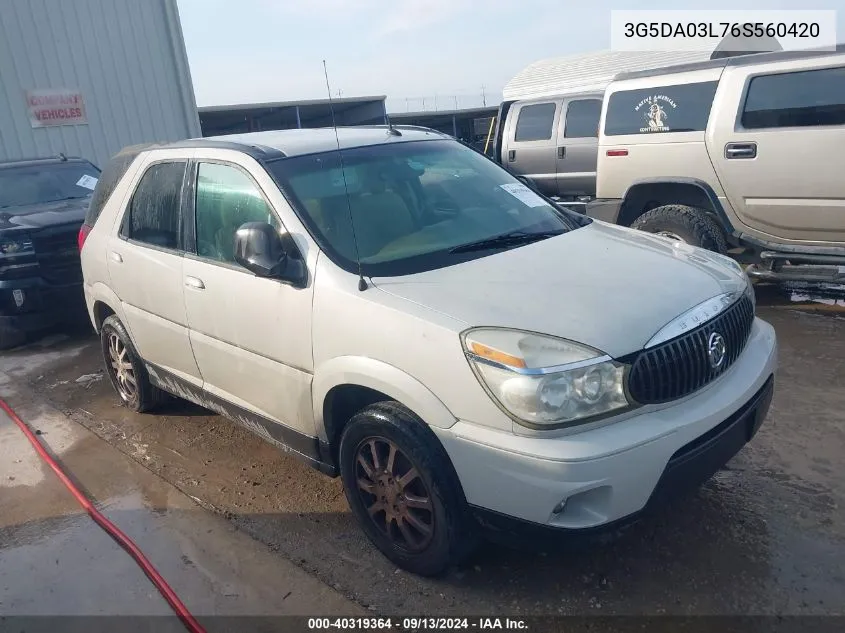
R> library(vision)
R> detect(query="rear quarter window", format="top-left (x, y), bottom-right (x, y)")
top-left (604, 81), bottom-right (719, 136)
top-left (85, 144), bottom-right (154, 226)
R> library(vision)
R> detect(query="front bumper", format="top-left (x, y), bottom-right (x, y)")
top-left (0, 277), bottom-right (86, 332)
top-left (433, 318), bottom-right (777, 535)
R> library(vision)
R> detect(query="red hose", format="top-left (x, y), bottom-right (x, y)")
top-left (0, 396), bottom-right (207, 633)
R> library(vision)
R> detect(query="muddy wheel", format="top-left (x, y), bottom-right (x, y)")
top-left (100, 315), bottom-right (165, 413)
top-left (631, 204), bottom-right (728, 254)
top-left (339, 401), bottom-right (476, 576)
top-left (0, 324), bottom-right (26, 350)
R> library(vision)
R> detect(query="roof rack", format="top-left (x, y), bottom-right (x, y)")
top-left (163, 138), bottom-right (286, 160)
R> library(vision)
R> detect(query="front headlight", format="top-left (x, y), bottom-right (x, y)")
top-left (461, 328), bottom-right (632, 429)
top-left (0, 236), bottom-right (34, 256)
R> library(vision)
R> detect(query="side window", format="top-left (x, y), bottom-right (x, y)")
top-left (514, 103), bottom-right (557, 142)
top-left (564, 99), bottom-right (602, 138)
top-left (742, 66), bottom-right (845, 129)
top-left (122, 161), bottom-right (186, 250)
top-left (194, 162), bottom-right (278, 265)
top-left (604, 81), bottom-right (719, 136)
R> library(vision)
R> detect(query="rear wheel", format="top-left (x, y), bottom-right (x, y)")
top-left (100, 315), bottom-right (166, 413)
top-left (339, 401), bottom-right (476, 576)
top-left (631, 204), bottom-right (728, 253)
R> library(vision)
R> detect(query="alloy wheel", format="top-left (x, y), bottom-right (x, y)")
top-left (108, 332), bottom-right (137, 402)
top-left (353, 437), bottom-right (435, 553)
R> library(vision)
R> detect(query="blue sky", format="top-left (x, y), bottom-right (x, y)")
top-left (176, 0), bottom-right (845, 112)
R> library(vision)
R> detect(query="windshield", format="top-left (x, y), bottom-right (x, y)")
top-left (0, 162), bottom-right (100, 210)
top-left (267, 140), bottom-right (583, 276)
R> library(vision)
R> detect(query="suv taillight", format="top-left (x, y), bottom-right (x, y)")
top-left (78, 223), bottom-right (92, 252)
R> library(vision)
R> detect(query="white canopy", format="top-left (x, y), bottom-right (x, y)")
top-left (502, 50), bottom-right (714, 102)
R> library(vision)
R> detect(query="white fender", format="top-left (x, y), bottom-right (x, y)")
top-left (312, 356), bottom-right (458, 441)
top-left (85, 282), bottom-right (129, 334)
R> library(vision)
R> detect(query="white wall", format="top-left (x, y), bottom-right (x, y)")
top-left (0, 0), bottom-right (201, 168)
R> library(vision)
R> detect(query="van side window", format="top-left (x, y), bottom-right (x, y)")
top-left (514, 103), bottom-right (557, 141)
top-left (742, 66), bottom-right (845, 129)
top-left (194, 162), bottom-right (279, 265)
top-left (604, 82), bottom-right (718, 136)
top-left (564, 99), bottom-right (602, 138)
top-left (121, 161), bottom-right (186, 250)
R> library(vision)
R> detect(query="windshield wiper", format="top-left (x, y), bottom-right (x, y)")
top-left (449, 229), bottom-right (564, 254)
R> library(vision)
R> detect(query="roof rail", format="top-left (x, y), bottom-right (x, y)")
top-left (162, 138), bottom-right (286, 160)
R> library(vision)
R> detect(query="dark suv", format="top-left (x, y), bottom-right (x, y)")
top-left (0, 155), bottom-right (100, 349)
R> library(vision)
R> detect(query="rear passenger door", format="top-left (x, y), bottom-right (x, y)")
top-left (106, 152), bottom-right (202, 385)
top-left (709, 61), bottom-right (845, 243)
top-left (182, 155), bottom-right (316, 439)
top-left (503, 100), bottom-right (561, 196)
top-left (557, 98), bottom-right (602, 197)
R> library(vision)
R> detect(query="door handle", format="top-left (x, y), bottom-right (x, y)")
top-left (725, 142), bottom-right (757, 159)
top-left (558, 147), bottom-right (566, 159)
top-left (185, 276), bottom-right (205, 290)
top-left (109, 252), bottom-right (123, 263)
top-left (508, 149), bottom-right (516, 162)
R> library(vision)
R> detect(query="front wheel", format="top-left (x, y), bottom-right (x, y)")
top-left (631, 204), bottom-right (728, 253)
top-left (339, 402), bottom-right (476, 576)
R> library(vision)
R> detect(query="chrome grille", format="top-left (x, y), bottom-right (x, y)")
top-left (33, 227), bottom-right (82, 285)
top-left (625, 295), bottom-right (755, 404)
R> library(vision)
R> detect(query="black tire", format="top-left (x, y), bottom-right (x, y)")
top-left (100, 315), bottom-right (166, 413)
top-left (339, 401), bottom-right (476, 576)
top-left (0, 324), bottom-right (26, 350)
top-left (631, 204), bottom-right (728, 253)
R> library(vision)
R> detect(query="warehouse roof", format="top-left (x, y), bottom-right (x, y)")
top-left (502, 50), bottom-right (712, 101)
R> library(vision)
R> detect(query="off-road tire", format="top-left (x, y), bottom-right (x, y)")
top-left (100, 315), bottom-right (167, 413)
top-left (339, 401), bottom-right (477, 576)
top-left (631, 204), bottom-right (728, 253)
top-left (0, 324), bottom-right (26, 350)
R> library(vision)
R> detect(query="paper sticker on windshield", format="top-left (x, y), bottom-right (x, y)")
top-left (499, 183), bottom-right (547, 208)
top-left (76, 174), bottom-right (98, 190)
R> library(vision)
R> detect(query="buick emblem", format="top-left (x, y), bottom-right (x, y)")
top-left (707, 332), bottom-right (727, 369)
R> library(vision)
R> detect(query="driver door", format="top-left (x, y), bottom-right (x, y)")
top-left (182, 155), bottom-right (316, 438)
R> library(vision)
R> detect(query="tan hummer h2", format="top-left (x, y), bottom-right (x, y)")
top-left (586, 45), bottom-right (845, 284)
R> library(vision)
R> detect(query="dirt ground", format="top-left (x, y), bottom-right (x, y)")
top-left (1, 287), bottom-right (844, 618)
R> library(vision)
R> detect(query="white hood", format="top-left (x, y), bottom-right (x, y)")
top-left (372, 222), bottom-right (748, 358)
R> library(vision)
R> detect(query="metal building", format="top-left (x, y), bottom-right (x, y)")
top-left (199, 97), bottom-right (388, 137)
top-left (389, 106), bottom-right (498, 152)
top-left (0, 0), bottom-right (201, 168)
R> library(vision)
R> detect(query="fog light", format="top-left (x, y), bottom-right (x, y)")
top-left (12, 289), bottom-right (25, 308)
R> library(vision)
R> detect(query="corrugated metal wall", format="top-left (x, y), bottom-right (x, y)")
top-left (0, 0), bottom-right (201, 168)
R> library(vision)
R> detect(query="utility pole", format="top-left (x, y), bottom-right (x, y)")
top-left (453, 95), bottom-right (458, 110)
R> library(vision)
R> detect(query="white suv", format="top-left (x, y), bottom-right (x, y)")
top-left (79, 127), bottom-right (777, 575)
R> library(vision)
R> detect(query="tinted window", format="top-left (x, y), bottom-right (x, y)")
top-left (514, 103), bottom-right (556, 141)
top-left (604, 81), bottom-right (718, 136)
top-left (742, 66), bottom-right (845, 129)
top-left (564, 100), bottom-right (602, 138)
top-left (0, 162), bottom-right (100, 210)
top-left (194, 162), bottom-right (278, 264)
top-left (122, 161), bottom-right (186, 250)
top-left (86, 144), bottom-right (153, 225)
top-left (267, 140), bottom-right (579, 277)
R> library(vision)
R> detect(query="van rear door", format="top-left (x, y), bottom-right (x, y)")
top-left (501, 99), bottom-right (562, 196)
top-left (556, 97), bottom-right (602, 197)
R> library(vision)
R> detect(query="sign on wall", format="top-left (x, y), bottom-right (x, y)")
top-left (26, 89), bottom-right (88, 128)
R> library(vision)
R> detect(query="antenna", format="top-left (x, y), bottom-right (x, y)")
top-left (323, 60), bottom-right (368, 291)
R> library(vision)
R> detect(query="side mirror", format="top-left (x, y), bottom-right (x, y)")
top-left (233, 222), bottom-right (306, 287)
